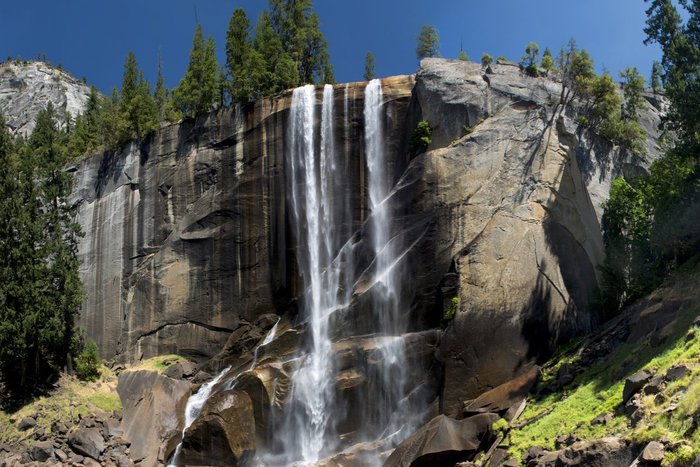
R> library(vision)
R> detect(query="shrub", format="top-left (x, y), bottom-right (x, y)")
top-left (75, 339), bottom-right (101, 382)
top-left (444, 296), bottom-right (459, 321)
top-left (481, 53), bottom-right (494, 67)
top-left (410, 120), bottom-right (432, 154)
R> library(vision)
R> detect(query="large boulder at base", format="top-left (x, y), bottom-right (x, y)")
top-left (68, 427), bottom-right (105, 461)
top-left (180, 389), bottom-right (256, 466)
top-left (384, 413), bottom-right (499, 467)
top-left (463, 365), bottom-right (539, 419)
top-left (531, 437), bottom-right (636, 466)
top-left (117, 370), bottom-right (191, 466)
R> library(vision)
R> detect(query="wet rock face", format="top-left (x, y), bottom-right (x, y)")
top-left (0, 61), bottom-right (91, 136)
top-left (117, 370), bottom-right (191, 466)
top-left (71, 77), bottom-right (415, 361)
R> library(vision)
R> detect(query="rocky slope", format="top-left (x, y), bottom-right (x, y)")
top-left (0, 60), bottom-right (91, 135)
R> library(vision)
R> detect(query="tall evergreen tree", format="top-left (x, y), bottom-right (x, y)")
top-left (268, 0), bottom-right (334, 84)
top-left (174, 25), bottom-right (220, 117)
top-left (416, 25), bottom-right (440, 60)
top-left (254, 11), bottom-right (299, 95)
top-left (0, 105), bottom-right (83, 392)
top-left (364, 51), bottom-right (376, 80)
top-left (226, 8), bottom-right (253, 102)
top-left (119, 52), bottom-right (157, 140)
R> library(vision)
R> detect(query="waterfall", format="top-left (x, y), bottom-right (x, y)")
top-left (182, 80), bottom-right (421, 466)
top-left (283, 84), bottom-right (346, 464)
top-left (167, 367), bottom-right (231, 467)
top-left (364, 79), bottom-right (410, 440)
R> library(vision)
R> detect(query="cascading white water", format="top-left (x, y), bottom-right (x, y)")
top-left (167, 367), bottom-right (231, 467)
top-left (283, 84), bottom-right (347, 464)
top-left (364, 79), bottom-right (410, 440)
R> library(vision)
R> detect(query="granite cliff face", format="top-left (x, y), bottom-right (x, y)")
top-left (36, 58), bottom-right (665, 464)
top-left (71, 76), bottom-right (416, 362)
top-left (68, 59), bottom-right (663, 390)
top-left (0, 61), bottom-right (91, 135)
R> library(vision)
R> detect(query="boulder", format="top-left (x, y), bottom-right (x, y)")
top-left (17, 417), bottom-right (36, 431)
top-left (463, 365), bottom-right (539, 419)
top-left (117, 370), bottom-right (191, 466)
top-left (29, 440), bottom-right (54, 462)
top-left (163, 360), bottom-right (198, 380)
top-left (623, 370), bottom-right (652, 403)
top-left (641, 441), bottom-right (665, 463)
top-left (180, 389), bottom-right (256, 466)
top-left (68, 428), bottom-right (105, 461)
top-left (531, 437), bottom-right (635, 466)
top-left (665, 365), bottom-right (690, 382)
top-left (384, 413), bottom-right (499, 467)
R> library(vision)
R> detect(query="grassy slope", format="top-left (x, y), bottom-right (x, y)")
top-left (0, 354), bottom-right (186, 447)
top-left (502, 258), bottom-right (700, 465)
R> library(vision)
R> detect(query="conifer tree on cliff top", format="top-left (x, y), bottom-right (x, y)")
top-left (174, 24), bottom-right (220, 117)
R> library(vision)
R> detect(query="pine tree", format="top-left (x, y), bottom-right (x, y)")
top-left (0, 105), bottom-right (83, 392)
top-left (174, 25), bottom-right (220, 117)
top-left (226, 8), bottom-right (253, 102)
top-left (457, 50), bottom-right (469, 61)
top-left (268, 0), bottom-right (333, 84)
top-left (155, 57), bottom-right (168, 124)
top-left (540, 48), bottom-right (555, 74)
top-left (521, 41), bottom-right (540, 77)
top-left (620, 67), bottom-right (646, 120)
top-left (650, 61), bottom-right (663, 94)
top-left (119, 52), bottom-right (157, 140)
top-left (364, 51), bottom-right (376, 81)
top-left (416, 25), bottom-right (440, 60)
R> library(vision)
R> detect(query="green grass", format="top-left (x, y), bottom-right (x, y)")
top-left (125, 354), bottom-right (186, 374)
top-left (504, 263), bottom-right (700, 460)
top-left (89, 391), bottom-right (122, 413)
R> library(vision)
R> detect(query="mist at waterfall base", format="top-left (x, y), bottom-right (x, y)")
top-left (175, 80), bottom-right (430, 466)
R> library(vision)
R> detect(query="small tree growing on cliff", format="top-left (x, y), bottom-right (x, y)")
top-left (416, 25), bottom-right (440, 60)
top-left (364, 52), bottom-right (376, 80)
top-left (540, 48), bottom-right (555, 75)
top-left (521, 41), bottom-right (540, 76)
top-left (481, 53), bottom-right (493, 67)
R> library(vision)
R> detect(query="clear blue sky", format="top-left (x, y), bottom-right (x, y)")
top-left (1, 0), bottom-right (661, 94)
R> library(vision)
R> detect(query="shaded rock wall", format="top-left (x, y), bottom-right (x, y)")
top-left (72, 77), bottom-right (415, 361)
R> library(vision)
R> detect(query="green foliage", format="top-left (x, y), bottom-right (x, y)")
top-left (225, 1), bottom-right (332, 102)
top-left (481, 53), bottom-right (493, 67)
top-left (0, 107), bottom-right (83, 394)
top-left (364, 51), bottom-right (376, 81)
top-left (496, 55), bottom-right (507, 63)
top-left (540, 47), bottom-right (555, 74)
top-left (443, 297), bottom-right (459, 321)
top-left (491, 418), bottom-right (508, 435)
top-left (521, 41), bottom-right (540, 77)
top-left (410, 120), bottom-right (432, 154)
top-left (416, 24), bottom-right (440, 60)
top-left (558, 40), bottom-right (595, 100)
top-left (620, 67), bottom-right (646, 121)
top-left (644, 0), bottom-right (700, 141)
top-left (268, 0), bottom-right (334, 84)
top-left (599, 177), bottom-right (656, 314)
top-left (457, 50), bottom-right (468, 62)
top-left (651, 60), bottom-right (663, 94)
top-left (174, 26), bottom-right (220, 117)
top-left (75, 340), bottom-right (101, 382)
